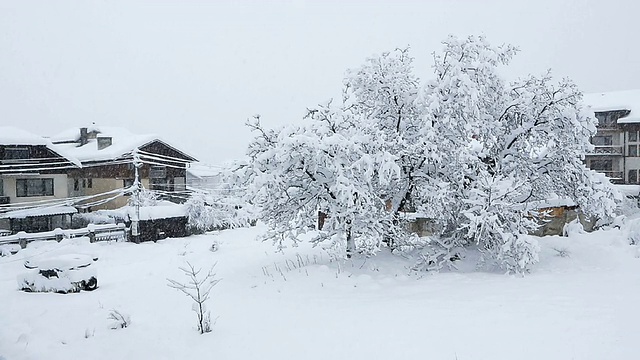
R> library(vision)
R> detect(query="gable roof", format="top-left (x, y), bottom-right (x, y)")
top-left (0, 126), bottom-right (81, 167)
top-left (50, 126), bottom-right (197, 163)
top-left (583, 89), bottom-right (640, 124)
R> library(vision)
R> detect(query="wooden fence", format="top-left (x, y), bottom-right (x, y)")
top-left (0, 223), bottom-right (127, 249)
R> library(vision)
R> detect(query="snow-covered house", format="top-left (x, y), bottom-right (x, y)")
top-left (0, 127), bottom-right (81, 232)
top-left (50, 126), bottom-right (197, 210)
top-left (584, 89), bottom-right (640, 184)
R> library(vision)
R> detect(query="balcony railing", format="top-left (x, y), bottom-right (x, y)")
top-left (594, 171), bottom-right (623, 181)
top-left (588, 145), bottom-right (623, 155)
top-left (596, 118), bottom-right (621, 130)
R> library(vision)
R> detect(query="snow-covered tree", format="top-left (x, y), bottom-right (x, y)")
top-left (247, 110), bottom-right (401, 257)
top-left (246, 35), bottom-right (621, 272)
top-left (417, 35), bottom-right (620, 272)
top-left (185, 190), bottom-right (215, 233)
top-left (343, 48), bottom-right (435, 249)
top-left (185, 164), bottom-right (257, 233)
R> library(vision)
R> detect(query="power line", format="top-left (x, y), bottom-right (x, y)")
top-left (137, 151), bottom-right (192, 165)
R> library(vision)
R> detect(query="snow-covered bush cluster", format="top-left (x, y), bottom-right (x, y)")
top-left (72, 212), bottom-right (117, 228)
top-left (185, 163), bottom-right (257, 233)
top-left (245, 35), bottom-right (621, 274)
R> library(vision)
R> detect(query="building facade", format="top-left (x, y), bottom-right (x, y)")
top-left (0, 126), bottom-right (197, 233)
top-left (0, 127), bottom-right (80, 232)
top-left (51, 126), bottom-right (197, 210)
top-left (584, 90), bottom-right (640, 184)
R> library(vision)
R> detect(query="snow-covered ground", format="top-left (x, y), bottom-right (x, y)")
top-left (1, 224), bottom-right (639, 360)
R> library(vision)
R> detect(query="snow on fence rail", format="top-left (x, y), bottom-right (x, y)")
top-left (0, 223), bottom-right (127, 249)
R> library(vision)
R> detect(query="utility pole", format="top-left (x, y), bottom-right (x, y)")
top-left (131, 148), bottom-right (142, 243)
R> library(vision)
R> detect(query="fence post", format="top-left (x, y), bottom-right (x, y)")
top-left (117, 223), bottom-right (126, 242)
top-left (54, 228), bottom-right (64, 242)
top-left (88, 224), bottom-right (96, 243)
top-left (17, 231), bottom-right (27, 249)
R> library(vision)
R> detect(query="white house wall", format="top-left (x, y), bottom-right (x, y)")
top-left (1, 174), bottom-right (69, 204)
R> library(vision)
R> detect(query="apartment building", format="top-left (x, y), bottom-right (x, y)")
top-left (584, 89), bottom-right (640, 184)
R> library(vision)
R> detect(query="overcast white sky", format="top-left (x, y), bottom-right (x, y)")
top-left (1, 0), bottom-right (639, 164)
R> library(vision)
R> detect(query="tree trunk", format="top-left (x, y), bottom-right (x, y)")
top-left (346, 225), bottom-right (355, 258)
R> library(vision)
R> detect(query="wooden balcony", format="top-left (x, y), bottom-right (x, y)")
top-left (588, 145), bottom-right (623, 155)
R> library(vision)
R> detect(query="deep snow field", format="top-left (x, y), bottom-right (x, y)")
top-left (1, 224), bottom-right (639, 360)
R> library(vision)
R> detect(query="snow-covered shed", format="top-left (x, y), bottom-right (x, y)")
top-left (525, 197), bottom-right (596, 236)
top-left (0, 205), bottom-right (77, 233)
top-left (91, 201), bottom-right (189, 242)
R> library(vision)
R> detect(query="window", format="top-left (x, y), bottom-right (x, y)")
top-left (4, 147), bottom-right (29, 160)
top-left (630, 170), bottom-right (639, 184)
top-left (596, 113), bottom-right (617, 128)
top-left (630, 131), bottom-right (638, 142)
top-left (149, 165), bottom-right (166, 179)
top-left (75, 178), bottom-right (92, 190)
top-left (150, 177), bottom-right (174, 192)
top-left (16, 178), bottom-right (54, 197)
top-left (123, 179), bottom-right (135, 188)
top-left (592, 135), bottom-right (613, 146)
top-left (630, 145), bottom-right (638, 157)
top-left (589, 159), bottom-right (612, 171)
top-left (13, 217), bottom-right (50, 233)
top-left (0, 178), bottom-right (3, 196)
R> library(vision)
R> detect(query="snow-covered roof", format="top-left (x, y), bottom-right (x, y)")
top-left (0, 205), bottom-right (78, 219)
top-left (50, 126), bottom-right (196, 163)
top-left (583, 89), bottom-right (640, 123)
top-left (0, 127), bottom-right (82, 167)
top-left (525, 196), bottom-right (576, 210)
top-left (98, 201), bottom-right (187, 221)
top-left (187, 163), bottom-right (223, 179)
top-left (0, 126), bottom-right (49, 145)
top-left (135, 203), bottom-right (187, 221)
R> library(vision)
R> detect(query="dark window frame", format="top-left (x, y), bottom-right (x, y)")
top-left (149, 165), bottom-right (166, 179)
top-left (592, 135), bottom-right (613, 146)
top-left (4, 147), bottom-right (30, 160)
top-left (16, 178), bottom-right (54, 197)
top-left (589, 159), bottom-right (613, 172)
